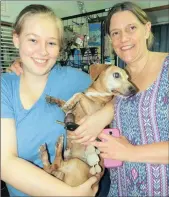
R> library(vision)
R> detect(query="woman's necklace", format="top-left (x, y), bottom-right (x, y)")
top-left (126, 52), bottom-right (150, 81)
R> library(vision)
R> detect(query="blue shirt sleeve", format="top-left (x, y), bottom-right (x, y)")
top-left (1, 75), bottom-right (14, 118)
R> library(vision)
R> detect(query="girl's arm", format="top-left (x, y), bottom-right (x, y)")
top-left (1, 118), bottom-right (98, 196)
top-left (6, 58), bottom-right (23, 75)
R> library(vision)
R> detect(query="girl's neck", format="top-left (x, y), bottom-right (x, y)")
top-left (21, 70), bottom-right (49, 89)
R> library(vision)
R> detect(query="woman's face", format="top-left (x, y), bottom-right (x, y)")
top-left (13, 14), bottom-right (60, 76)
top-left (109, 11), bottom-right (151, 64)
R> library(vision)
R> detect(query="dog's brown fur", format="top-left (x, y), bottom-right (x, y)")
top-left (39, 64), bottom-right (136, 187)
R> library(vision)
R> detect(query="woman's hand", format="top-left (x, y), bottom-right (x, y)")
top-left (72, 101), bottom-right (114, 144)
top-left (6, 58), bottom-right (23, 75)
top-left (91, 133), bottom-right (134, 161)
top-left (72, 114), bottom-right (108, 144)
top-left (76, 114), bottom-right (106, 143)
top-left (73, 176), bottom-right (99, 196)
top-left (92, 133), bottom-right (169, 164)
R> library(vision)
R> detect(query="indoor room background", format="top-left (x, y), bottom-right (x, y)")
top-left (1, 0), bottom-right (169, 71)
top-left (1, 0), bottom-right (169, 196)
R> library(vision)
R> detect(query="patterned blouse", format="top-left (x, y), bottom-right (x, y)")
top-left (108, 54), bottom-right (169, 197)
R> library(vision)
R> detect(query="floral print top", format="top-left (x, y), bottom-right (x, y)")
top-left (108, 54), bottom-right (169, 197)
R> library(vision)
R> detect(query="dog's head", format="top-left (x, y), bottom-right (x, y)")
top-left (89, 64), bottom-right (137, 97)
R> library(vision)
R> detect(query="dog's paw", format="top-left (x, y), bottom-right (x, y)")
top-left (95, 164), bottom-right (102, 173)
top-left (89, 166), bottom-right (96, 175)
top-left (46, 95), bottom-right (64, 107)
top-left (39, 144), bottom-right (47, 153)
top-left (46, 95), bottom-right (55, 104)
top-left (39, 144), bottom-right (48, 161)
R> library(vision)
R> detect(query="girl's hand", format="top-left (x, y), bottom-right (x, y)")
top-left (91, 133), bottom-right (134, 161)
top-left (6, 58), bottom-right (23, 76)
top-left (73, 176), bottom-right (99, 196)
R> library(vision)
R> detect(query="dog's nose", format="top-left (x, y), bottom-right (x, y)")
top-left (128, 86), bottom-right (137, 95)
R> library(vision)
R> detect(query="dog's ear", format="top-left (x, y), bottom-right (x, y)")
top-left (89, 64), bottom-right (111, 81)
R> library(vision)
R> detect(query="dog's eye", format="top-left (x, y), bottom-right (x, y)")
top-left (113, 72), bottom-right (120, 78)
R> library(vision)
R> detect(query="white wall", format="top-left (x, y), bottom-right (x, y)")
top-left (1, 0), bottom-right (169, 24)
top-left (1, 1), bottom-right (80, 23)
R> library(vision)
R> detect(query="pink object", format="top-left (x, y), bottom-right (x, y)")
top-left (102, 128), bottom-right (123, 168)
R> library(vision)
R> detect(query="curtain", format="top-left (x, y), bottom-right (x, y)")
top-left (151, 23), bottom-right (169, 52)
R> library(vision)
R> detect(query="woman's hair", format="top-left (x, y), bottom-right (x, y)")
top-left (105, 1), bottom-right (154, 48)
top-left (13, 4), bottom-right (64, 50)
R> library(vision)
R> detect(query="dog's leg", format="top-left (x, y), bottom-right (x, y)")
top-left (51, 170), bottom-right (65, 181)
top-left (64, 131), bottom-right (73, 160)
top-left (50, 135), bottom-right (65, 181)
top-left (62, 93), bottom-right (82, 111)
top-left (75, 94), bottom-right (100, 115)
top-left (51, 135), bottom-right (64, 170)
top-left (46, 95), bottom-right (66, 107)
top-left (64, 147), bottom-right (72, 160)
top-left (39, 144), bottom-right (53, 174)
top-left (39, 144), bottom-right (65, 181)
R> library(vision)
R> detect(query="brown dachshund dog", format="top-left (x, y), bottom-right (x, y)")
top-left (39, 64), bottom-right (136, 187)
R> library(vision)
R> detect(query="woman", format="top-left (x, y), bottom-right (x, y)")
top-left (70, 1), bottom-right (168, 197)
top-left (75, 2), bottom-right (169, 197)
top-left (1, 4), bottom-right (101, 197)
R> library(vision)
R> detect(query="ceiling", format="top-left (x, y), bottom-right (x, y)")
top-left (1, 0), bottom-right (169, 24)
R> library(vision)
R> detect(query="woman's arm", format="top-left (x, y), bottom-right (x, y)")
top-left (92, 133), bottom-right (169, 164)
top-left (130, 141), bottom-right (169, 164)
top-left (72, 100), bottom-right (114, 143)
top-left (6, 58), bottom-right (23, 75)
top-left (1, 118), bottom-right (98, 196)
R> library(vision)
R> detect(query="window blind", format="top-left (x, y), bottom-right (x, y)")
top-left (1, 23), bottom-right (19, 73)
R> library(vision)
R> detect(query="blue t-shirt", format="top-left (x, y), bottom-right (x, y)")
top-left (1, 65), bottom-right (91, 196)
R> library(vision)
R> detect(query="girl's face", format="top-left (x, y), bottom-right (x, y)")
top-left (13, 14), bottom-right (60, 76)
top-left (109, 11), bottom-right (151, 64)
